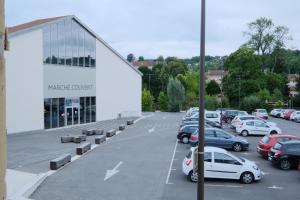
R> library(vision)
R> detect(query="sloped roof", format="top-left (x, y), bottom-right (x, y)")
top-left (8, 16), bottom-right (65, 34)
top-left (7, 15), bottom-right (142, 76)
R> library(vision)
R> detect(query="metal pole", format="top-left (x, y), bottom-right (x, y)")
top-left (0, 0), bottom-right (6, 199)
top-left (198, 0), bottom-right (205, 200)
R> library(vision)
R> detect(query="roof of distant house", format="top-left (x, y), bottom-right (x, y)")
top-left (206, 69), bottom-right (225, 76)
top-left (287, 74), bottom-right (299, 82)
top-left (132, 60), bottom-right (157, 67)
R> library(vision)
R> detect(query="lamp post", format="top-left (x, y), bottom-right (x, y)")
top-left (0, 0), bottom-right (7, 199)
top-left (197, 0), bottom-right (205, 200)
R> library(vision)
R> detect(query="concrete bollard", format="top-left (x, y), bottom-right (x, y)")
top-left (76, 142), bottom-right (91, 155)
top-left (79, 135), bottom-right (87, 141)
top-left (127, 120), bottom-right (134, 125)
top-left (82, 129), bottom-right (94, 136)
top-left (106, 129), bottom-right (116, 137)
top-left (50, 154), bottom-right (71, 170)
top-left (72, 136), bottom-right (82, 143)
top-left (61, 136), bottom-right (74, 143)
top-left (119, 124), bottom-right (126, 131)
top-left (95, 135), bottom-right (106, 144)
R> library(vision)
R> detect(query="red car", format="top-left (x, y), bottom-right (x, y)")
top-left (257, 134), bottom-right (300, 157)
top-left (283, 110), bottom-right (296, 120)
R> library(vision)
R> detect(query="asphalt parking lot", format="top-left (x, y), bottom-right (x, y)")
top-left (30, 113), bottom-right (300, 200)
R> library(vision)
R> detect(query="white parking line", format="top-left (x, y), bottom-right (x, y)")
top-left (166, 140), bottom-right (178, 184)
top-left (268, 185), bottom-right (283, 190)
top-left (205, 184), bottom-right (243, 188)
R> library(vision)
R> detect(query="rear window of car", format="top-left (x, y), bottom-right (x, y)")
top-left (259, 110), bottom-right (267, 113)
top-left (274, 143), bottom-right (282, 150)
top-left (206, 113), bottom-right (218, 118)
top-left (261, 136), bottom-right (271, 144)
top-left (186, 150), bottom-right (192, 159)
top-left (241, 117), bottom-right (253, 120)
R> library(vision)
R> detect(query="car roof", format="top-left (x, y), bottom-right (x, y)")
top-left (278, 140), bottom-right (300, 145)
top-left (204, 146), bottom-right (227, 153)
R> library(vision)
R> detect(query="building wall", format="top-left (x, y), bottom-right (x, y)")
top-left (5, 30), bottom-right (44, 134)
top-left (96, 41), bottom-right (142, 120)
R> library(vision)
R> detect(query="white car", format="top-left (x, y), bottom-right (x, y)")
top-left (231, 115), bottom-right (276, 129)
top-left (270, 109), bottom-right (283, 117)
top-left (182, 147), bottom-right (262, 184)
top-left (236, 120), bottom-right (282, 136)
top-left (290, 111), bottom-right (300, 122)
top-left (252, 109), bottom-right (268, 119)
top-left (205, 111), bottom-right (221, 124)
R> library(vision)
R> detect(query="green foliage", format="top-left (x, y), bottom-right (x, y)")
top-left (257, 88), bottom-right (271, 103)
top-left (206, 80), bottom-right (221, 95)
top-left (142, 89), bottom-right (154, 112)
top-left (205, 95), bottom-right (219, 110)
top-left (138, 56), bottom-right (144, 61)
top-left (271, 88), bottom-right (283, 102)
top-left (167, 78), bottom-right (186, 112)
top-left (158, 92), bottom-right (168, 111)
top-left (241, 95), bottom-right (261, 113)
top-left (127, 53), bottom-right (135, 62)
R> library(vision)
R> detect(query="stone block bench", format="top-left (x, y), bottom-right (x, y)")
top-left (106, 129), bottom-right (116, 137)
top-left (95, 135), bottom-right (106, 144)
top-left (76, 142), bottom-right (91, 155)
top-left (127, 120), bottom-right (134, 125)
top-left (119, 124), bottom-right (126, 131)
top-left (50, 154), bottom-right (71, 170)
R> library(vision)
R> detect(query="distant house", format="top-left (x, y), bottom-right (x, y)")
top-left (132, 60), bottom-right (157, 69)
top-left (205, 70), bottom-right (226, 85)
top-left (287, 74), bottom-right (299, 97)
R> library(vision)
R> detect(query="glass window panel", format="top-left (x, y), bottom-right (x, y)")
top-left (43, 26), bottom-right (51, 64)
top-left (80, 97), bottom-right (85, 124)
top-left (59, 98), bottom-right (65, 127)
top-left (91, 36), bottom-right (96, 67)
top-left (44, 99), bottom-right (51, 129)
top-left (50, 23), bottom-right (58, 64)
top-left (84, 31), bottom-right (91, 67)
top-left (78, 25), bottom-right (84, 67)
top-left (91, 97), bottom-right (96, 122)
top-left (85, 97), bottom-right (91, 123)
top-left (65, 19), bottom-right (72, 66)
top-left (51, 98), bottom-right (59, 128)
top-left (58, 21), bottom-right (65, 65)
top-left (72, 20), bottom-right (78, 66)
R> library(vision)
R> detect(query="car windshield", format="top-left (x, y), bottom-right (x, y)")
top-left (259, 110), bottom-right (267, 113)
top-left (237, 156), bottom-right (245, 163)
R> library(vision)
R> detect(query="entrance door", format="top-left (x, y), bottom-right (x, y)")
top-left (66, 106), bottom-right (79, 126)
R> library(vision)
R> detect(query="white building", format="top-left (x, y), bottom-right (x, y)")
top-left (5, 16), bottom-right (142, 134)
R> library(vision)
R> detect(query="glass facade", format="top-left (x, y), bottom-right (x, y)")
top-left (44, 97), bottom-right (96, 129)
top-left (43, 18), bottom-right (96, 67)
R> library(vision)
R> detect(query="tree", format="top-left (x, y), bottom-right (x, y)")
top-left (157, 56), bottom-right (164, 64)
top-left (241, 95), bottom-right (261, 113)
top-left (205, 95), bottom-right (219, 110)
top-left (158, 92), bottom-right (168, 111)
top-left (142, 89), bottom-right (154, 111)
top-left (271, 88), bottom-right (283, 102)
top-left (127, 53), bottom-right (135, 63)
top-left (167, 78), bottom-right (185, 112)
top-left (257, 88), bottom-right (271, 102)
top-left (206, 80), bottom-right (221, 95)
top-left (138, 56), bottom-right (144, 61)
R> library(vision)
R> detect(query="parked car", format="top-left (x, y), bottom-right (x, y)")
top-left (190, 128), bottom-right (249, 152)
top-left (270, 109), bottom-right (283, 118)
top-left (177, 125), bottom-right (199, 144)
top-left (283, 109), bottom-right (296, 120)
top-left (222, 110), bottom-right (240, 123)
top-left (252, 109), bottom-right (268, 120)
top-left (290, 111), bottom-right (300, 122)
top-left (257, 134), bottom-right (300, 157)
top-left (238, 111), bottom-right (248, 116)
top-left (280, 109), bottom-right (294, 119)
top-left (182, 146), bottom-right (262, 183)
top-left (268, 141), bottom-right (300, 170)
top-left (231, 115), bottom-right (276, 130)
top-left (205, 111), bottom-right (221, 124)
top-left (236, 120), bottom-right (282, 137)
top-left (183, 107), bottom-right (199, 121)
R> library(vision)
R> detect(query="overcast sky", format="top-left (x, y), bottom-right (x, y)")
top-left (5, 0), bottom-right (300, 59)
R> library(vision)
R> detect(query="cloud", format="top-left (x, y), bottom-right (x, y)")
top-left (5, 0), bottom-right (300, 58)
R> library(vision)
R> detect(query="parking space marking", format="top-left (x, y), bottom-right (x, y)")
top-left (166, 140), bottom-right (178, 184)
top-left (268, 185), bottom-right (283, 190)
top-left (261, 171), bottom-right (270, 175)
top-left (205, 184), bottom-right (243, 188)
top-left (148, 127), bottom-right (155, 133)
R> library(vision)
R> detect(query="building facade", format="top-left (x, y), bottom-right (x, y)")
top-left (5, 16), bottom-right (142, 134)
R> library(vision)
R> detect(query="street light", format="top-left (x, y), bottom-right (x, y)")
top-left (197, 0), bottom-right (205, 200)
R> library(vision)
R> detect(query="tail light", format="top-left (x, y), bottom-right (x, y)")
top-left (185, 159), bottom-right (192, 166)
top-left (191, 135), bottom-right (197, 141)
top-left (275, 150), bottom-right (282, 156)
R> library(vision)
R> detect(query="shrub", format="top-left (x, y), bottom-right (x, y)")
top-left (241, 95), bottom-right (261, 113)
top-left (158, 92), bottom-right (168, 111)
top-left (142, 89), bottom-right (154, 111)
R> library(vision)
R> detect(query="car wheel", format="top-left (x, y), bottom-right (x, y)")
top-left (182, 136), bottom-right (189, 144)
top-left (280, 159), bottom-right (291, 170)
top-left (270, 131), bottom-right (277, 135)
top-left (241, 130), bottom-right (248, 137)
top-left (189, 171), bottom-right (198, 182)
top-left (233, 143), bottom-right (243, 152)
top-left (241, 172), bottom-right (254, 184)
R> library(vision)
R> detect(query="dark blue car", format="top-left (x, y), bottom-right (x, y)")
top-left (190, 128), bottom-right (249, 152)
